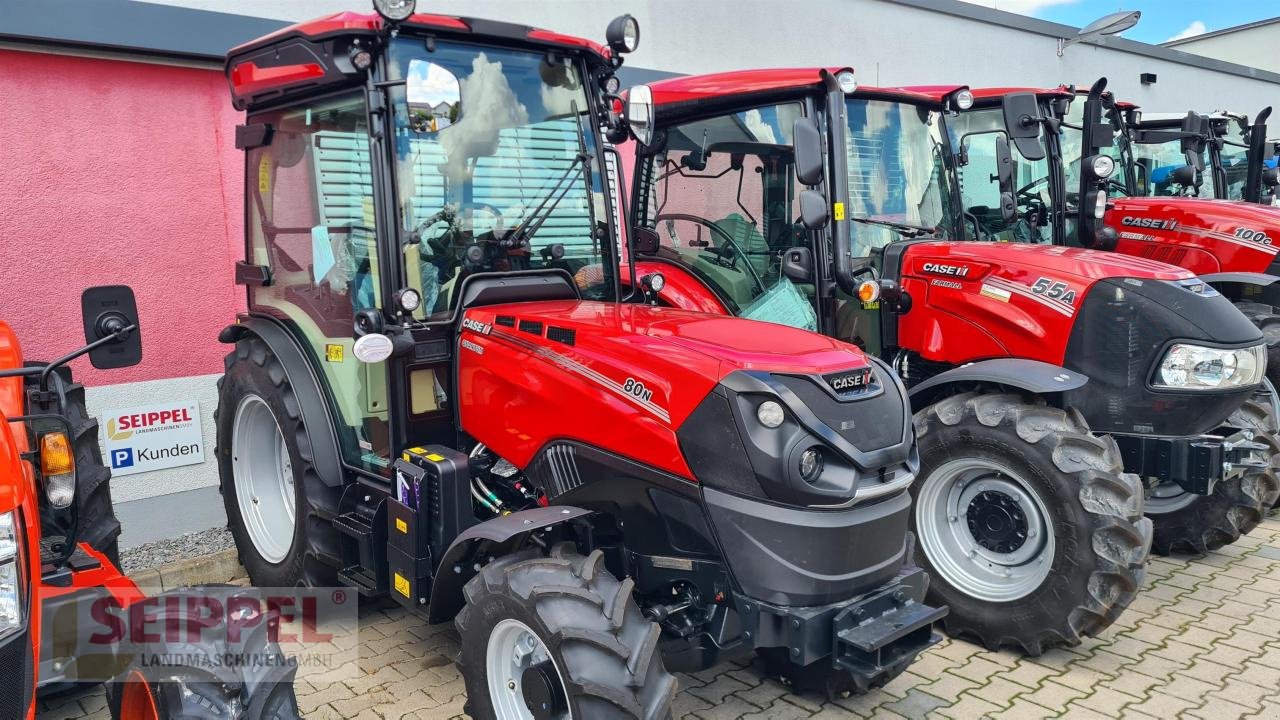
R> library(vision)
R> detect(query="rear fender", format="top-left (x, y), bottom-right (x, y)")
top-left (218, 317), bottom-right (344, 488)
top-left (907, 358), bottom-right (1088, 410)
top-left (427, 506), bottom-right (592, 624)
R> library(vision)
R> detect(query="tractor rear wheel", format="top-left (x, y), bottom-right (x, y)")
top-left (1148, 390), bottom-right (1280, 553)
top-left (456, 544), bottom-right (677, 720)
top-left (216, 338), bottom-right (341, 588)
top-left (911, 392), bottom-right (1150, 656)
top-left (106, 586), bottom-right (301, 719)
top-left (67, 382), bottom-right (121, 567)
top-left (1233, 301), bottom-right (1280, 387)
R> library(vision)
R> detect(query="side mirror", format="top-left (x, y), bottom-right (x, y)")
top-left (406, 60), bottom-right (461, 134)
top-left (632, 226), bottom-right (660, 255)
top-left (1180, 112), bottom-right (1207, 164)
top-left (1171, 165), bottom-right (1200, 188)
top-left (81, 285), bottom-right (141, 369)
top-left (782, 246), bottom-right (815, 283)
top-left (1001, 92), bottom-right (1046, 161)
top-left (626, 84), bottom-right (655, 148)
top-left (793, 117), bottom-right (824, 187)
top-left (799, 189), bottom-right (830, 230)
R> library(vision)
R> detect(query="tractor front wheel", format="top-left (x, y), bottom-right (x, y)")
top-left (456, 544), bottom-right (677, 720)
top-left (216, 338), bottom-right (341, 588)
top-left (66, 382), bottom-right (121, 567)
top-left (911, 392), bottom-right (1150, 656)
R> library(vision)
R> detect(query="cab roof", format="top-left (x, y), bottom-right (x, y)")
top-left (230, 11), bottom-right (610, 60)
top-left (227, 11), bottom-right (611, 111)
top-left (644, 68), bottom-right (956, 119)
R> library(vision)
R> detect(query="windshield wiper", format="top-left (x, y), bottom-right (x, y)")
top-left (850, 215), bottom-right (935, 238)
top-left (504, 101), bottom-right (594, 250)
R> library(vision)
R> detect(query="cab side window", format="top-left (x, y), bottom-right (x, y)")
top-left (244, 93), bottom-right (392, 476)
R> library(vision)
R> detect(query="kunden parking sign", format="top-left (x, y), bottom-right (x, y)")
top-left (103, 400), bottom-right (204, 476)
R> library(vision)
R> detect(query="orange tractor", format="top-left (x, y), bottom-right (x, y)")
top-left (0, 286), bottom-right (298, 719)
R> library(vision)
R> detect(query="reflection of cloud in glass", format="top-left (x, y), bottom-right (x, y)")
top-left (407, 61), bottom-right (460, 106)
top-left (438, 53), bottom-right (529, 186)
top-left (743, 109), bottom-right (777, 144)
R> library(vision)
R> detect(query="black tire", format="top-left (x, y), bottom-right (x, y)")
top-left (215, 338), bottom-right (341, 588)
top-left (66, 382), bottom-right (121, 568)
top-left (1149, 395), bottom-right (1280, 553)
top-left (911, 392), bottom-right (1151, 656)
top-left (1233, 301), bottom-right (1280, 387)
top-left (456, 544), bottom-right (677, 720)
top-left (105, 585), bottom-right (301, 719)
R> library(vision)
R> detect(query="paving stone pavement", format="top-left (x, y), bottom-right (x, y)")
top-left (37, 513), bottom-right (1280, 719)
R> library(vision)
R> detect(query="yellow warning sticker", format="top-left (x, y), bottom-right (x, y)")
top-left (394, 573), bottom-right (410, 598)
top-left (258, 155), bottom-right (271, 193)
top-left (395, 518), bottom-right (408, 534)
top-left (832, 202), bottom-right (846, 221)
top-left (425, 453), bottom-right (445, 462)
top-left (325, 344), bottom-right (344, 362)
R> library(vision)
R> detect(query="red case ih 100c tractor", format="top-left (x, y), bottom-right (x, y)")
top-left (216, 3), bottom-right (943, 713)
top-left (612, 67), bottom-right (1277, 654)
top-left (0, 287), bottom-right (298, 719)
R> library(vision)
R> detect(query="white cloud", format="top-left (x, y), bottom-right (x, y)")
top-left (1166, 20), bottom-right (1207, 42)
top-left (957, 0), bottom-right (1079, 16)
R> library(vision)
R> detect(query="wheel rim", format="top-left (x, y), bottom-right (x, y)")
top-left (1144, 479), bottom-right (1198, 514)
top-left (486, 618), bottom-right (571, 720)
top-left (232, 394), bottom-right (296, 564)
top-left (916, 458), bottom-right (1055, 602)
top-left (120, 671), bottom-right (160, 720)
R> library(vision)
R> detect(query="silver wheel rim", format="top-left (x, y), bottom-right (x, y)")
top-left (1144, 479), bottom-right (1198, 514)
top-left (486, 618), bottom-right (571, 720)
top-left (232, 394), bottom-right (296, 564)
top-left (916, 458), bottom-right (1055, 602)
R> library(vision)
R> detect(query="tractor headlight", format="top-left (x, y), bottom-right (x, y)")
top-left (953, 89), bottom-right (974, 110)
top-left (1155, 343), bottom-right (1266, 390)
top-left (373, 0), bottom-right (416, 22)
top-left (836, 70), bottom-right (858, 94)
top-left (39, 431), bottom-right (76, 509)
top-left (606, 15), bottom-right (640, 54)
top-left (0, 512), bottom-right (23, 636)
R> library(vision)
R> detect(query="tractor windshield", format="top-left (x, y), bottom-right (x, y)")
top-left (633, 102), bottom-right (813, 321)
top-left (844, 99), bottom-right (953, 257)
top-left (946, 106), bottom-right (1055, 244)
top-left (387, 38), bottom-right (613, 320)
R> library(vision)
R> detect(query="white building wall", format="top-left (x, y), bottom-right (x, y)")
top-left (138, 0), bottom-right (1280, 114)
top-left (1166, 24), bottom-right (1280, 75)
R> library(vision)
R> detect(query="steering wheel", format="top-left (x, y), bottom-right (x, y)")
top-left (654, 213), bottom-right (768, 297)
top-left (1015, 176), bottom-right (1049, 202)
top-left (963, 211), bottom-right (994, 241)
top-left (416, 201), bottom-right (506, 255)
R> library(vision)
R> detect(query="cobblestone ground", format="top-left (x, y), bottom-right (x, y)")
top-left (38, 513), bottom-right (1280, 719)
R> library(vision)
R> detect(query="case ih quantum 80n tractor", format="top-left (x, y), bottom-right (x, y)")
top-left (216, 3), bottom-right (944, 713)
top-left (615, 67), bottom-right (1276, 654)
top-left (0, 287), bottom-right (298, 719)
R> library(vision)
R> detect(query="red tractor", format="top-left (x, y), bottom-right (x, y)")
top-left (613, 67), bottom-right (1277, 654)
top-left (0, 286), bottom-right (298, 719)
top-left (948, 80), bottom-right (1280, 390)
top-left (216, 2), bottom-right (943, 712)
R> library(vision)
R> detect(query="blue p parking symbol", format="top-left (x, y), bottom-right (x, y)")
top-left (111, 448), bottom-right (134, 469)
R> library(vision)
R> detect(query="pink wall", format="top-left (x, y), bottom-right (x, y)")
top-left (0, 49), bottom-right (245, 386)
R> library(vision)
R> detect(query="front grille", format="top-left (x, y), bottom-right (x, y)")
top-left (773, 369), bottom-right (905, 452)
top-left (518, 320), bottom-right (544, 336)
top-left (546, 326), bottom-right (576, 346)
top-left (0, 626), bottom-right (32, 718)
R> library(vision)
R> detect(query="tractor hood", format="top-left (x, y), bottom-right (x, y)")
top-left (457, 300), bottom-right (879, 480)
top-left (1106, 197), bottom-right (1280, 275)
top-left (906, 240), bottom-right (1192, 283)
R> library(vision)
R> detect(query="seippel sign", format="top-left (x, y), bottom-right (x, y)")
top-left (104, 401), bottom-right (204, 476)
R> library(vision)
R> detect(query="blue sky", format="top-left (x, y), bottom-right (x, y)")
top-left (959, 1), bottom-right (1278, 45)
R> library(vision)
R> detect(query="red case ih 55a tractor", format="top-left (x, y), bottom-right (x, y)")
top-left (944, 80), bottom-right (1280, 510)
top-left (0, 287), bottom-right (298, 719)
top-left (614, 67), bottom-right (1276, 654)
top-left (216, 3), bottom-right (944, 712)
